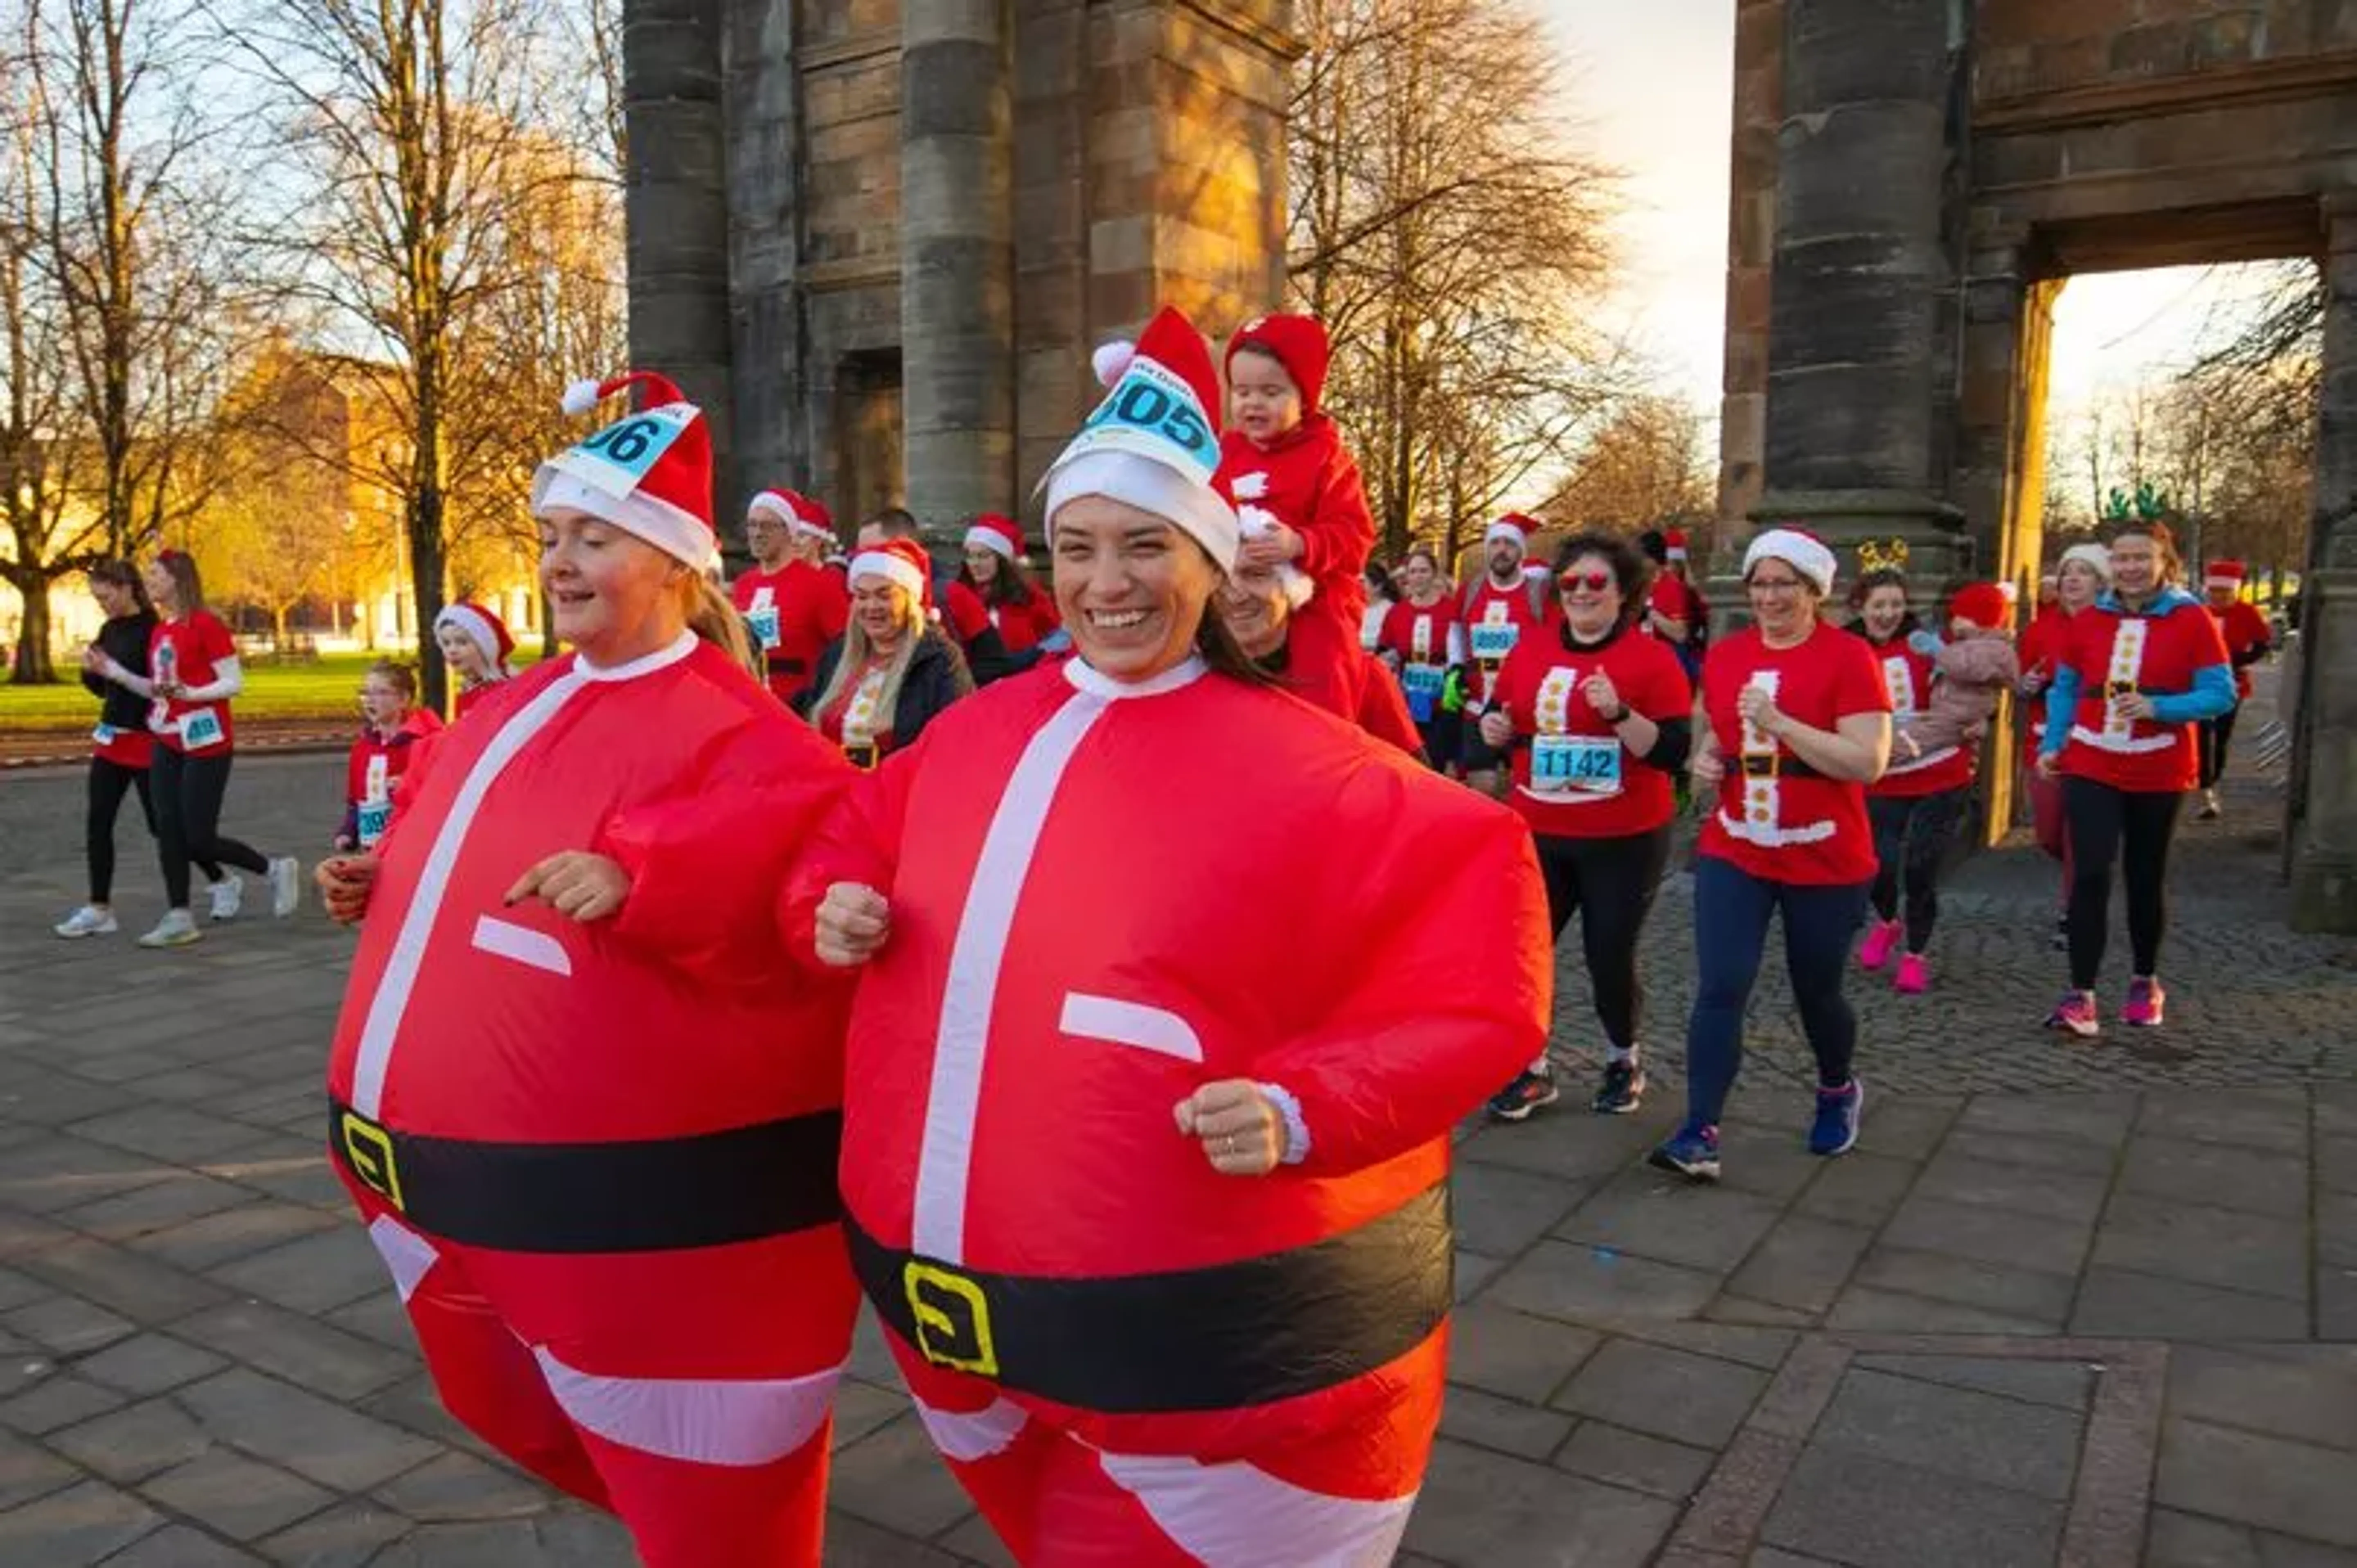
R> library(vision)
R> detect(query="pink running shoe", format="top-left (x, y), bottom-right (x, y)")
top-left (1894, 953), bottom-right (1929, 994)
top-left (2121, 976), bottom-right (2167, 1027)
top-left (2045, 991), bottom-right (2100, 1039)
top-left (1858, 918), bottom-right (1902, 972)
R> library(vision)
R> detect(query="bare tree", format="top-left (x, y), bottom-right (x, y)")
top-left (210, 0), bottom-right (562, 711)
top-left (1539, 392), bottom-right (1713, 537)
top-left (1289, 0), bottom-right (1625, 557)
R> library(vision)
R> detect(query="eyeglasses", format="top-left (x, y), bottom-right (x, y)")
top-left (1558, 571), bottom-right (1613, 594)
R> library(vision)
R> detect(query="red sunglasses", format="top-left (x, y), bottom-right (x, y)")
top-left (1557, 570), bottom-right (1613, 593)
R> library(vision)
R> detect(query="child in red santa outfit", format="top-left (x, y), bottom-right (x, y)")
top-left (735, 488), bottom-right (849, 708)
top-left (319, 370), bottom-right (862, 1568)
top-left (799, 306), bottom-right (1549, 1566)
top-left (332, 661), bottom-right (442, 853)
top-left (1215, 312), bottom-right (1378, 723)
top-left (432, 601), bottom-right (517, 720)
top-left (2196, 558), bottom-right (2272, 820)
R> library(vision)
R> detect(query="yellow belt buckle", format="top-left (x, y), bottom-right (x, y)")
top-left (905, 1261), bottom-right (999, 1376)
top-left (339, 1110), bottom-right (404, 1211)
top-left (844, 742), bottom-right (880, 771)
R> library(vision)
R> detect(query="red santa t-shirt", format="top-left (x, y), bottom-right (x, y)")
top-left (987, 587), bottom-right (1062, 655)
top-left (2056, 597), bottom-right (2231, 793)
top-left (1856, 630), bottom-right (1976, 799)
top-left (2016, 605), bottom-right (2074, 763)
top-left (148, 610), bottom-right (238, 754)
top-left (1699, 621), bottom-right (1890, 885)
top-left (1377, 596), bottom-right (1463, 723)
top-left (1459, 577), bottom-right (1551, 704)
top-left (341, 709), bottom-right (444, 849)
top-left (2211, 598), bottom-right (2271, 699)
top-left (734, 560), bottom-right (849, 704)
top-left (1489, 622), bottom-right (1690, 839)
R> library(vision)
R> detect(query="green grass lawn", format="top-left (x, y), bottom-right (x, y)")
top-left (0, 651), bottom-right (381, 730)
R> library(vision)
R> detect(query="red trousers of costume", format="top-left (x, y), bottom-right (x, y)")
top-left (348, 1182), bottom-right (854, 1568)
top-left (884, 1323), bottom-right (1444, 1567)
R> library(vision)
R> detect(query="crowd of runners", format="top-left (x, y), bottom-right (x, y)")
top-left (32, 301), bottom-right (2275, 1567)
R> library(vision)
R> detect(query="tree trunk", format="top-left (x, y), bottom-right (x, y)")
top-left (9, 574), bottom-right (57, 682)
top-left (409, 481), bottom-right (448, 713)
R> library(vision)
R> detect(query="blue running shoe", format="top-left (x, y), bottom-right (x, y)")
top-left (1809, 1078), bottom-right (1865, 1157)
top-left (1648, 1121), bottom-right (1721, 1182)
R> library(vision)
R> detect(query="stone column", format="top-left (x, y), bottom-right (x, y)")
top-left (1756, 0), bottom-right (1961, 579)
top-left (2287, 197), bottom-right (2357, 933)
top-left (624, 0), bottom-right (738, 529)
top-left (1715, 0), bottom-right (1785, 562)
top-left (723, 0), bottom-right (805, 558)
top-left (901, 0), bottom-right (1015, 538)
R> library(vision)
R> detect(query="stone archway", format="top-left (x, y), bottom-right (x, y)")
top-left (1717, 0), bottom-right (2357, 930)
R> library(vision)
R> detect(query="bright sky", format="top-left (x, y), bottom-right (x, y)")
top-left (1539, 2), bottom-right (2294, 426)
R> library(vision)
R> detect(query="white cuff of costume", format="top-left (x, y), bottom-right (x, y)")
top-left (1257, 1082), bottom-right (1310, 1165)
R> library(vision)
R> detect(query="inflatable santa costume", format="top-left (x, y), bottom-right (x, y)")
top-left (324, 370), bottom-right (861, 1568)
top-left (800, 308), bottom-right (1551, 1565)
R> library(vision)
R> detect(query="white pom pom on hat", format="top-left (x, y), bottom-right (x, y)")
top-left (1091, 340), bottom-right (1137, 389)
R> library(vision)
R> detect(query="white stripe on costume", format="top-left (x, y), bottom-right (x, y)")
top-left (532, 1348), bottom-right (842, 1467)
top-left (1717, 810), bottom-right (1839, 848)
top-left (2069, 724), bottom-right (2177, 756)
top-left (1060, 993), bottom-right (1204, 1063)
top-left (365, 1215), bottom-right (439, 1305)
top-left (469, 915), bottom-right (573, 977)
top-left (911, 1395), bottom-right (1030, 1461)
top-left (911, 657), bottom-right (1206, 1265)
top-left (1097, 1450), bottom-right (1418, 1568)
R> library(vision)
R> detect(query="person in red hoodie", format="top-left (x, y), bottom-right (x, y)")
top-left (959, 513), bottom-right (1066, 669)
top-left (332, 661), bottom-right (443, 852)
top-left (2196, 558), bottom-right (2273, 820)
top-left (1216, 312), bottom-right (1376, 722)
top-left (735, 488), bottom-right (849, 707)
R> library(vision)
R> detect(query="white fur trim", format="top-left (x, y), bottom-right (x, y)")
top-left (532, 468), bottom-right (718, 571)
top-left (849, 549), bottom-right (929, 602)
top-left (1485, 519), bottom-right (1527, 549)
top-left (2060, 543), bottom-right (2113, 584)
top-left (432, 603), bottom-right (510, 676)
top-left (1045, 449), bottom-right (1240, 574)
top-left (1716, 809), bottom-right (1840, 847)
top-left (2069, 724), bottom-right (2178, 756)
top-left (1745, 529), bottom-right (1836, 596)
top-left (1093, 339), bottom-right (1137, 387)
top-left (1279, 564), bottom-right (1314, 609)
top-left (1667, 546), bottom-right (1689, 561)
top-left (560, 378), bottom-right (603, 417)
top-left (963, 524), bottom-right (1018, 561)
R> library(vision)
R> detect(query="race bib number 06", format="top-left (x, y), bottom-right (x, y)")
top-left (554, 404), bottom-right (699, 497)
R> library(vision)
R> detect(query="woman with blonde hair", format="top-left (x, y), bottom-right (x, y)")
top-left (802, 537), bottom-right (971, 767)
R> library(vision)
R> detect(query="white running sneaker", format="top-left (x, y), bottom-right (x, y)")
top-left (53, 905), bottom-right (118, 939)
top-left (268, 857), bottom-right (302, 919)
top-left (208, 876), bottom-right (244, 922)
top-left (137, 910), bottom-right (203, 949)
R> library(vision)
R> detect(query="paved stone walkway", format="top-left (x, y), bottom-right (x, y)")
top-left (0, 677), bottom-right (2351, 1566)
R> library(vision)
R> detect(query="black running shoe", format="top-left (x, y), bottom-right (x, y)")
top-left (1591, 1060), bottom-right (1644, 1115)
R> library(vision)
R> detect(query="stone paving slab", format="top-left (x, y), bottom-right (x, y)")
top-left (0, 718), bottom-right (2350, 1564)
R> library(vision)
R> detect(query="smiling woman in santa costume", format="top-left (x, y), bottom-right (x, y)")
top-left (318, 370), bottom-right (861, 1568)
top-left (798, 307), bottom-right (1550, 1566)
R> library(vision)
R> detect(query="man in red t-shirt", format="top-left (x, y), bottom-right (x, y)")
top-left (732, 488), bottom-right (847, 706)
top-left (1458, 514), bottom-right (1553, 793)
top-left (2197, 558), bottom-right (2272, 819)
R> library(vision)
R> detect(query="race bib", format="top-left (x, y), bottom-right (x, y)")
top-left (746, 604), bottom-right (781, 650)
top-left (1470, 623), bottom-right (1520, 663)
top-left (1532, 734), bottom-right (1622, 796)
top-left (92, 723), bottom-right (117, 746)
top-left (545, 403), bottom-right (700, 499)
top-left (356, 798), bottom-right (393, 850)
top-left (1057, 356), bottom-right (1218, 484)
top-left (1402, 662), bottom-right (1444, 723)
top-left (179, 706), bottom-right (225, 751)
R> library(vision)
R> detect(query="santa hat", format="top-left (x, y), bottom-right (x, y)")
top-left (1226, 313), bottom-right (1332, 413)
top-left (535, 371), bottom-right (717, 570)
top-left (847, 538), bottom-right (934, 611)
top-left (2059, 542), bottom-right (2113, 585)
top-left (1949, 581), bottom-right (2012, 630)
top-left (1485, 514), bottom-right (1538, 550)
top-left (1665, 528), bottom-right (1690, 562)
top-left (2205, 559), bottom-right (2247, 592)
top-left (963, 513), bottom-right (1026, 562)
top-left (749, 488), bottom-right (835, 544)
top-left (1744, 527), bottom-right (1837, 596)
top-left (432, 601), bottom-right (515, 678)
top-left (1045, 307), bottom-right (1238, 572)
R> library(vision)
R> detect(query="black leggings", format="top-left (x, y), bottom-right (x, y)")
top-left (1534, 827), bottom-right (1672, 1053)
top-left (1866, 787), bottom-right (1971, 955)
top-left (2063, 778), bottom-right (2183, 989)
top-left (153, 747), bottom-right (268, 909)
top-left (2197, 704), bottom-right (2241, 789)
top-left (86, 758), bottom-right (155, 904)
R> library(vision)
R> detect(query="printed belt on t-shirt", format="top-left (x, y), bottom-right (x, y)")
top-left (846, 1181), bottom-right (1453, 1414)
top-left (328, 1100), bottom-right (842, 1252)
top-left (1738, 753), bottom-right (1825, 781)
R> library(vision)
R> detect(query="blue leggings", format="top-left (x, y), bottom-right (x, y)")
top-left (1684, 855), bottom-right (1871, 1129)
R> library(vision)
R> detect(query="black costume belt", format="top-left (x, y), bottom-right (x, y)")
top-left (1738, 752), bottom-right (1825, 781)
